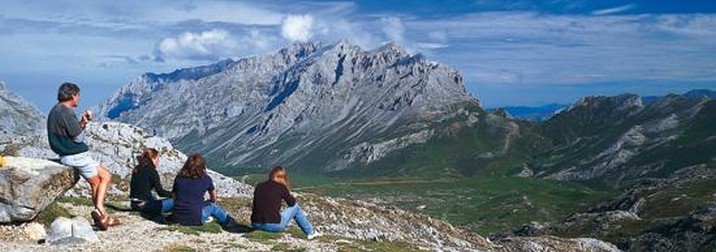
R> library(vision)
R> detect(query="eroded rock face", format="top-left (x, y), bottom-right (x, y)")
top-left (0, 81), bottom-right (44, 142)
top-left (96, 41), bottom-right (477, 173)
top-left (0, 157), bottom-right (78, 223)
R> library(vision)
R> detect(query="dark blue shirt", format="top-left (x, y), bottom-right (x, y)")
top-left (170, 175), bottom-right (214, 226)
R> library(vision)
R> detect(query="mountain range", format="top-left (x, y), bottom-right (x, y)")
top-left (2, 40), bottom-right (714, 251)
top-left (96, 41), bottom-right (475, 175)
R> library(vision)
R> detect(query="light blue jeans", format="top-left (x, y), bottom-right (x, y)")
top-left (131, 196), bottom-right (174, 214)
top-left (251, 204), bottom-right (315, 235)
top-left (202, 201), bottom-right (229, 224)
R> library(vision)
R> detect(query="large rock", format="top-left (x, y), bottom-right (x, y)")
top-left (46, 216), bottom-right (99, 245)
top-left (12, 122), bottom-right (253, 198)
top-left (0, 157), bottom-right (78, 223)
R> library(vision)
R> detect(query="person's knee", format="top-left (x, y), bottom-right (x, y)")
top-left (98, 167), bottom-right (111, 182)
top-left (86, 176), bottom-right (101, 187)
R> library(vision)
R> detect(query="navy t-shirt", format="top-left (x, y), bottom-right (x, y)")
top-left (170, 175), bottom-right (214, 226)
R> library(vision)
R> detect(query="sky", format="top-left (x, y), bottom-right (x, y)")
top-left (1, 0), bottom-right (715, 112)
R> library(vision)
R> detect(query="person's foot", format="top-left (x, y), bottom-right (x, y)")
top-left (307, 231), bottom-right (321, 240)
top-left (91, 210), bottom-right (108, 231)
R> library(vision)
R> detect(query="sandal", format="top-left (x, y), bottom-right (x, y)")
top-left (91, 210), bottom-right (109, 231)
top-left (104, 215), bottom-right (122, 226)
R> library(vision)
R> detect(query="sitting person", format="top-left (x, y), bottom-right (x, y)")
top-left (129, 148), bottom-right (173, 214)
top-left (251, 166), bottom-right (320, 239)
top-left (169, 153), bottom-right (235, 227)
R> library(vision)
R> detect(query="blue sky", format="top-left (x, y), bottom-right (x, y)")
top-left (1, 0), bottom-right (715, 112)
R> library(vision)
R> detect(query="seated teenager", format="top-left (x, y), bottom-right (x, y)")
top-left (170, 153), bottom-right (235, 227)
top-left (251, 166), bottom-right (320, 240)
top-left (129, 148), bottom-right (173, 214)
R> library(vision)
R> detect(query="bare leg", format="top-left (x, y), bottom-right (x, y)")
top-left (95, 166), bottom-right (111, 216)
top-left (86, 176), bottom-right (101, 211)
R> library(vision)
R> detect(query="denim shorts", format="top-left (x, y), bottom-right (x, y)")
top-left (60, 151), bottom-right (99, 179)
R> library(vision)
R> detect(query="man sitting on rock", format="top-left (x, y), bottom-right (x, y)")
top-left (47, 82), bottom-right (120, 230)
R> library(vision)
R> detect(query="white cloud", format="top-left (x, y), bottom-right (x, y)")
top-left (591, 4), bottom-right (637, 16)
top-left (281, 15), bottom-right (315, 42)
top-left (154, 29), bottom-right (237, 61)
top-left (428, 31), bottom-right (448, 42)
top-left (417, 43), bottom-right (449, 49)
top-left (381, 17), bottom-right (405, 43)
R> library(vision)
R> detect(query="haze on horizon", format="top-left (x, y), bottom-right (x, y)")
top-left (0, 0), bottom-right (714, 112)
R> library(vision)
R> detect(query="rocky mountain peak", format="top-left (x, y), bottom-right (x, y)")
top-left (570, 94), bottom-right (642, 112)
top-left (96, 41), bottom-right (477, 172)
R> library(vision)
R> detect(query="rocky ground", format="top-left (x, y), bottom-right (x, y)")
top-left (1, 122), bottom-right (622, 251)
top-left (0, 195), bottom-right (622, 252)
top-left (0, 201), bottom-right (339, 252)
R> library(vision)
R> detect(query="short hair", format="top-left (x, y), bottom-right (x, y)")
top-left (57, 82), bottom-right (80, 102)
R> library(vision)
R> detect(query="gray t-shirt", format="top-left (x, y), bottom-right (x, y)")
top-left (47, 103), bottom-right (89, 156)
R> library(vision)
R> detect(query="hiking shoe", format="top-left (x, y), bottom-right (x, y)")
top-left (307, 231), bottom-right (321, 240)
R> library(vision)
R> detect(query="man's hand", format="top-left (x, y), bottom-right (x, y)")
top-left (80, 110), bottom-right (92, 128)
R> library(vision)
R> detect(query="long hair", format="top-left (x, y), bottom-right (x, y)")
top-left (178, 153), bottom-right (208, 179)
top-left (132, 148), bottom-right (158, 174)
top-left (269, 166), bottom-right (291, 191)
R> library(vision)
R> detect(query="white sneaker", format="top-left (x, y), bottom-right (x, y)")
top-left (307, 231), bottom-right (321, 240)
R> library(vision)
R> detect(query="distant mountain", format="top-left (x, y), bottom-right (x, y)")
top-left (0, 81), bottom-right (44, 142)
top-left (488, 103), bottom-right (568, 121)
top-left (642, 89), bottom-right (716, 104)
top-left (503, 91), bottom-right (716, 251)
top-left (532, 93), bottom-right (716, 188)
top-left (97, 41), bottom-right (477, 175)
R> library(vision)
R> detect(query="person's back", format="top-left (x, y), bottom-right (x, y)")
top-left (129, 149), bottom-right (174, 215)
top-left (250, 166), bottom-right (319, 239)
top-left (251, 180), bottom-right (295, 224)
top-left (130, 165), bottom-right (170, 201)
top-left (47, 103), bottom-right (89, 156)
top-left (170, 154), bottom-right (234, 228)
top-left (171, 175), bottom-right (213, 226)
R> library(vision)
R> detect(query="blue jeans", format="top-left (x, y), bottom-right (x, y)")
top-left (132, 198), bottom-right (174, 214)
top-left (202, 201), bottom-right (228, 224)
top-left (252, 204), bottom-right (315, 235)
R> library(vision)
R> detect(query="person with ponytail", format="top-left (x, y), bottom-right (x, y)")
top-left (169, 153), bottom-right (237, 228)
top-left (251, 166), bottom-right (320, 240)
top-left (129, 148), bottom-right (174, 214)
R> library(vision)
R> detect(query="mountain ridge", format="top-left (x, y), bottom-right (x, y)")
top-left (96, 41), bottom-right (476, 174)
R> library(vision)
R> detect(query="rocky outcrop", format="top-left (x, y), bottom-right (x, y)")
top-left (0, 157), bottom-right (78, 223)
top-left (0, 81), bottom-right (44, 142)
top-left (96, 41), bottom-right (478, 173)
top-left (10, 122), bottom-right (253, 198)
top-left (499, 236), bottom-right (621, 252)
